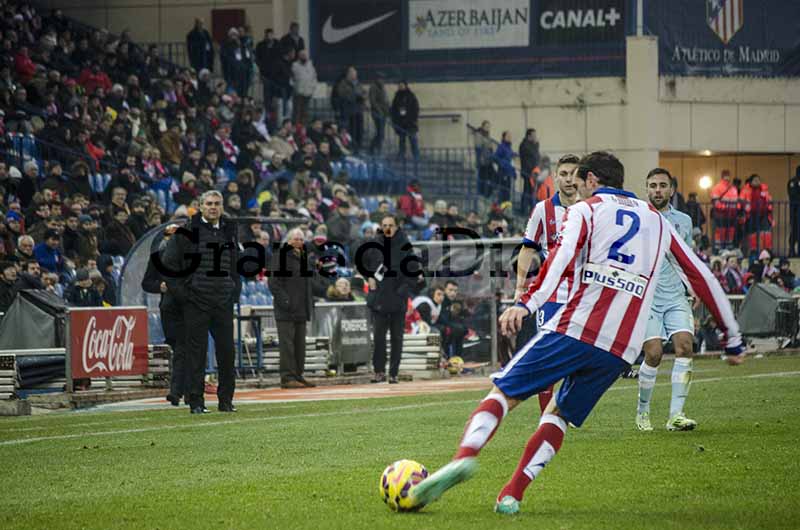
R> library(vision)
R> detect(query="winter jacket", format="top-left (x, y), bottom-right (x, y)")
top-left (361, 230), bottom-right (420, 314)
top-left (186, 27), bottom-right (214, 71)
top-left (65, 285), bottom-right (103, 307)
top-left (291, 59), bottom-right (317, 97)
top-left (397, 187), bottom-right (425, 220)
top-left (268, 243), bottom-right (314, 322)
top-left (711, 180), bottom-right (740, 220)
top-left (493, 141), bottom-right (516, 178)
top-left (162, 214), bottom-right (241, 309)
top-left (390, 89), bottom-right (419, 133)
top-left (33, 243), bottom-right (64, 274)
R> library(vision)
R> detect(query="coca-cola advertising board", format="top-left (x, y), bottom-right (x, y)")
top-left (68, 307), bottom-right (149, 379)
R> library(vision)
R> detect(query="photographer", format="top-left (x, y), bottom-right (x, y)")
top-left (360, 215), bottom-right (421, 384)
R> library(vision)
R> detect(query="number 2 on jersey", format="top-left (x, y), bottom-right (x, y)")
top-left (608, 210), bottom-right (640, 265)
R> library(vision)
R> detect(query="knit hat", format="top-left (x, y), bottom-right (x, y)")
top-left (759, 249), bottom-right (771, 260)
top-left (5, 211), bottom-right (21, 222)
top-left (75, 268), bottom-right (89, 281)
top-left (8, 166), bottom-right (21, 179)
top-left (182, 171), bottom-right (197, 185)
top-left (79, 214), bottom-right (93, 224)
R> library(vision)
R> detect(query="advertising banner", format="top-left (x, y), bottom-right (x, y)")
top-left (69, 307), bottom-right (149, 379)
top-left (408, 0), bottom-right (530, 50)
top-left (310, 0), bottom-right (628, 82)
top-left (650, 0), bottom-right (800, 77)
top-left (337, 303), bottom-right (373, 365)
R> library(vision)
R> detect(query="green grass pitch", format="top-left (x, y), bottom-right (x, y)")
top-left (1, 356), bottom-right (799, 530)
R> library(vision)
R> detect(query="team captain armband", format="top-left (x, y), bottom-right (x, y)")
top-left (582, 263), bottom-right (649, 299)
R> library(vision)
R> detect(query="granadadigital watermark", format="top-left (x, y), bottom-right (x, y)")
top-left (150, 227), bottom-right (535, 280)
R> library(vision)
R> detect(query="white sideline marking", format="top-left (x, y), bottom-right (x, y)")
top-left (1, 370), bottom-right (798, 447)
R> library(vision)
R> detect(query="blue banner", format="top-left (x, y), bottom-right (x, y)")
top-left (648, 0), bottom-right (800, 77)
top-left (310, 0), bottom-right (629, 82)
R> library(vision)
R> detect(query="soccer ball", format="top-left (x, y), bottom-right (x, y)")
top-left (379, 459), bottom-right (428, 512)
top-left (447, 356), bottom-right (464, 375)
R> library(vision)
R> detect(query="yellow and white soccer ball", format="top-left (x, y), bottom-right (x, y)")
top-left (447, 356), bottom-right (465, 375)
top-left (379, 459), bottom-right (428, 512)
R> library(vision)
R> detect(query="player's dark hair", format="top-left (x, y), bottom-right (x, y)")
top-left (646, 167), bottom-right (672, 181)
top-left (576, 151), bottom-right (624, 189)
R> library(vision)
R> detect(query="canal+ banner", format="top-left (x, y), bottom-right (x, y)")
top-left (648, 0), bottom-right (800, 77)
top-left (311, 0), bottom-right (629, 82)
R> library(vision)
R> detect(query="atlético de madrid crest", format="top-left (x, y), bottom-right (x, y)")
top-left (706, 0), bottom-right (743, 44)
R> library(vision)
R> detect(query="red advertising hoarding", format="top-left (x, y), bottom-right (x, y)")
top-left (69, 307), bottom-right (149, 379)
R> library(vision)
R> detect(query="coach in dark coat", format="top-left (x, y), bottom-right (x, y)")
top-left (142, 224), bottom-right (187, 407)
top-left (268, 228), bottom-right (316, 389)
top-left (162, 191), bottom-right (241, 414)
top-left (358, 214), bottom-right (421, 384)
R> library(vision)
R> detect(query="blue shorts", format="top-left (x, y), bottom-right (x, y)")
top-left (491, 331), bottom-right (629, 427)
top-left (537, 302), bottom-right (562, 327)
top-left (645, 298), bottom-right (694, 342)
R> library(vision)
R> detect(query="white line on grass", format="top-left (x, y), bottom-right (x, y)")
top-left (1, 370), bottom-right (798, 447)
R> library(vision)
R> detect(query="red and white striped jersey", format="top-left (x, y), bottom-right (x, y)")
top-left (519, 188), bottom-right (742, 364)
top-left (522, 193), bottom-right (572, 304)
top-left (523, 193), bottom-right (565, 256)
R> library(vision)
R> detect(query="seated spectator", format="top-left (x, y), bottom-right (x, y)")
top-left (0, 262), bottom-right (18, 314)
top-left (326, 201), bottom-right (354, 249)
top-left (438, 280), bottom-right (467, 358)
top-left (430, 200), bottom-right (449, 228)
top-left (16, 260), bottom-right (45, 290)
top-left (101, 208), bottom-right (136, 256)
top-left (722, 253), bottom-right (744, 294)
top-left (326, 277), bottom-right (355, 301)
top-left (34, 229), bottom-right (65, 275)
top-left (412, 285), bottom-right (444, 327)
top-left (65, 268), bottom-right (103, 307)
top-left (397, 179), bottom-right (427, 229)
top-left (174, 172), bottom-right (199, 206)
top-left (779, 258), bottom-right (796, 289)
top-left (15, 235), bottom-right (36, 263)
top-left (749, 249), bottom-right (777, 283)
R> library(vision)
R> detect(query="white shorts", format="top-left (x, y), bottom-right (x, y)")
top-left (645, 298), bottom-right (694, 342)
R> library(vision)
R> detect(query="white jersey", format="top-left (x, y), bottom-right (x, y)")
top-left (519, 188), bottom-right (742, 364)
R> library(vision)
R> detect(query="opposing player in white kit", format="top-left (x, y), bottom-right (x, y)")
top-left (410, 152), bottom-right (745, 515)
top-left (637, 169), bottom-right (699, 432)
top-left (515, 154), bottom-right (580, 412)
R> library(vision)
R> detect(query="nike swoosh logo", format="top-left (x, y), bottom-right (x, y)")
top-left (322, 11), bottom-right (397, 44)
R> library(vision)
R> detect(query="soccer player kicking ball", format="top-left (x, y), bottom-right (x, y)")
top-left (637, 169), bottom-right (699, 432)
top-left (409, 152), bottom-right (745, 515)
top-left (515, 154), bottom-right (581, 412)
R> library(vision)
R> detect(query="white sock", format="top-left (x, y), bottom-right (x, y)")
top-left (670, 358), bottom-right (693, 418)
top-left (637, 363), bottom-right (658, 415)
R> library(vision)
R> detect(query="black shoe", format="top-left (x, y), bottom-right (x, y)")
top-left (166, 394), bottom-right (181, 407)
top-left (190, 406), bottom-right (210, 414)
top-left (298, 376), bottom-right (316, 388)
top-left (218, 402), bottom-right (237, 413)
top-left (389, 376), bottom-right (399, 384)
top-left (371, 373), bottom-right (386, 384)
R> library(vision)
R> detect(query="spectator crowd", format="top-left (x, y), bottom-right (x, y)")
top-left (1, 0), bottom-right (798, 371)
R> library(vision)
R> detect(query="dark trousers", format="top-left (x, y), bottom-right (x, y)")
top-left (161, 300), bottom-right (187, 398)
top-left (372, 310), bottom-right (404, 377)
top-left (398, 131), bottom-right (420, 160)
top-left (791, 204), bottom-right (800, 256)
top-left (183, 299), bottom-right (235, 408)
top-left (370, 113), bottom-right (386, 154)
top-left (276, 320), bottom-right (306, 382)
